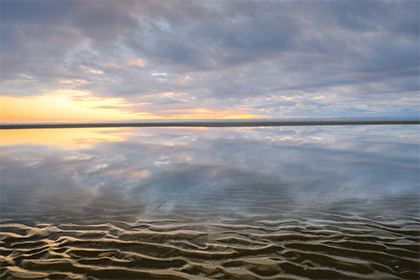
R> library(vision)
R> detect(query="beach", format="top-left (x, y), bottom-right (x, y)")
top-left (1, 125), bottom-right (419, 279)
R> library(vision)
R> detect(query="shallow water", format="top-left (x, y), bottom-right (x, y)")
top-left (1, 125), bottom-right (419, 279)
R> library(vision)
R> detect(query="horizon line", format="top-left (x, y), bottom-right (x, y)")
top-left (1, 117), bottom-right (419, 130)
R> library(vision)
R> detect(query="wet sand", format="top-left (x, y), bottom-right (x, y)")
top-left (1, 125), bottom-right (419, 279)
top-left (1, 210), bottom-right (419, 280)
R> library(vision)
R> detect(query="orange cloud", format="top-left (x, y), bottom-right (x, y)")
top-left (59, 79), bottom-right (89, 85)
top-left (281, 96), bottom-right (294, 100)
top-left (80, 65), bottom-right (103, 74)
top-left (101, 62), bottom-right (119, 68)
top-left (176, 75), bottom-right (191, 84)
top-left (158, 108), bottom-right (260, 119)
top-left (125, 58), bottom-right (145, 67)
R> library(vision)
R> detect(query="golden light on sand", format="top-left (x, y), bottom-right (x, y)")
top-left (0, 128), bottom-right (135, 149)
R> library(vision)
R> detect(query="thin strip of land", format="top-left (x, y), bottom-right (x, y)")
top-left (1, 118), bottom-right (419, 130)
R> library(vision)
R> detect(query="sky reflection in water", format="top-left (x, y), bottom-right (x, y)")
top-left (1, 126), bottom-right (419, 222)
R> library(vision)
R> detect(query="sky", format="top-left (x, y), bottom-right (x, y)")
top-left (1, 0), bottom-right (419, 122)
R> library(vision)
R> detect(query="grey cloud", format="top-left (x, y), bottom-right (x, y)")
top-left (1, 1), bottom-right (138, 84)
top-left (328, 1), bottom-right (419, 36)
top-left (70, 1), bottom-right (139, 48)
top-left (1, 1), bottom-right (76, 27)
top-left (355, 41), bottom-right (419, 77)
top-left (126, 1), bottom-right (301, 69)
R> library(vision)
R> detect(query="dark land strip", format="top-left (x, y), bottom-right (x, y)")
top-left (1, 118), bottom-right (419, 130)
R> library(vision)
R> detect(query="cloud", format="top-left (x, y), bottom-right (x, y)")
top-left (1, 1), bottom-right (418, 118)
top-left (125, 58), bottom-right (146, 67)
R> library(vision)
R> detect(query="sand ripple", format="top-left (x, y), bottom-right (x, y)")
top-left (1, 214), bottom-right (419, 279)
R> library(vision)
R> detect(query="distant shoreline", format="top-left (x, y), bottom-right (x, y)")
top-left (1, 118), bottom-right (419, 130)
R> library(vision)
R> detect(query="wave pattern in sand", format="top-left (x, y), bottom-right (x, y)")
top-left (1, 214), bottom-right (419, 280)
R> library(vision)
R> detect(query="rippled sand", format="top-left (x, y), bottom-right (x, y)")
top-left (1, 212), bottom-right (419, 280)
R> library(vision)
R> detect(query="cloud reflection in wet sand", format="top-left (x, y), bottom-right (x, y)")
top-left (1, 125), bottom-right (418, 220)
top-left (1, 126), bottom-right (419, 280)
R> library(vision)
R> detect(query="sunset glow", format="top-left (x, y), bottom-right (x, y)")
top-left (0, 95), bottom-right (144, 122)
top-left (0, 95), bottom-right (259, 123)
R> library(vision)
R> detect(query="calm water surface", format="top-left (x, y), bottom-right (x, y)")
top-left (1, 126), bottom-right (419, 279)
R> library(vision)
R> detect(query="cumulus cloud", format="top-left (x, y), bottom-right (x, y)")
top-left (1, 0), bottom-right (418, 118)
